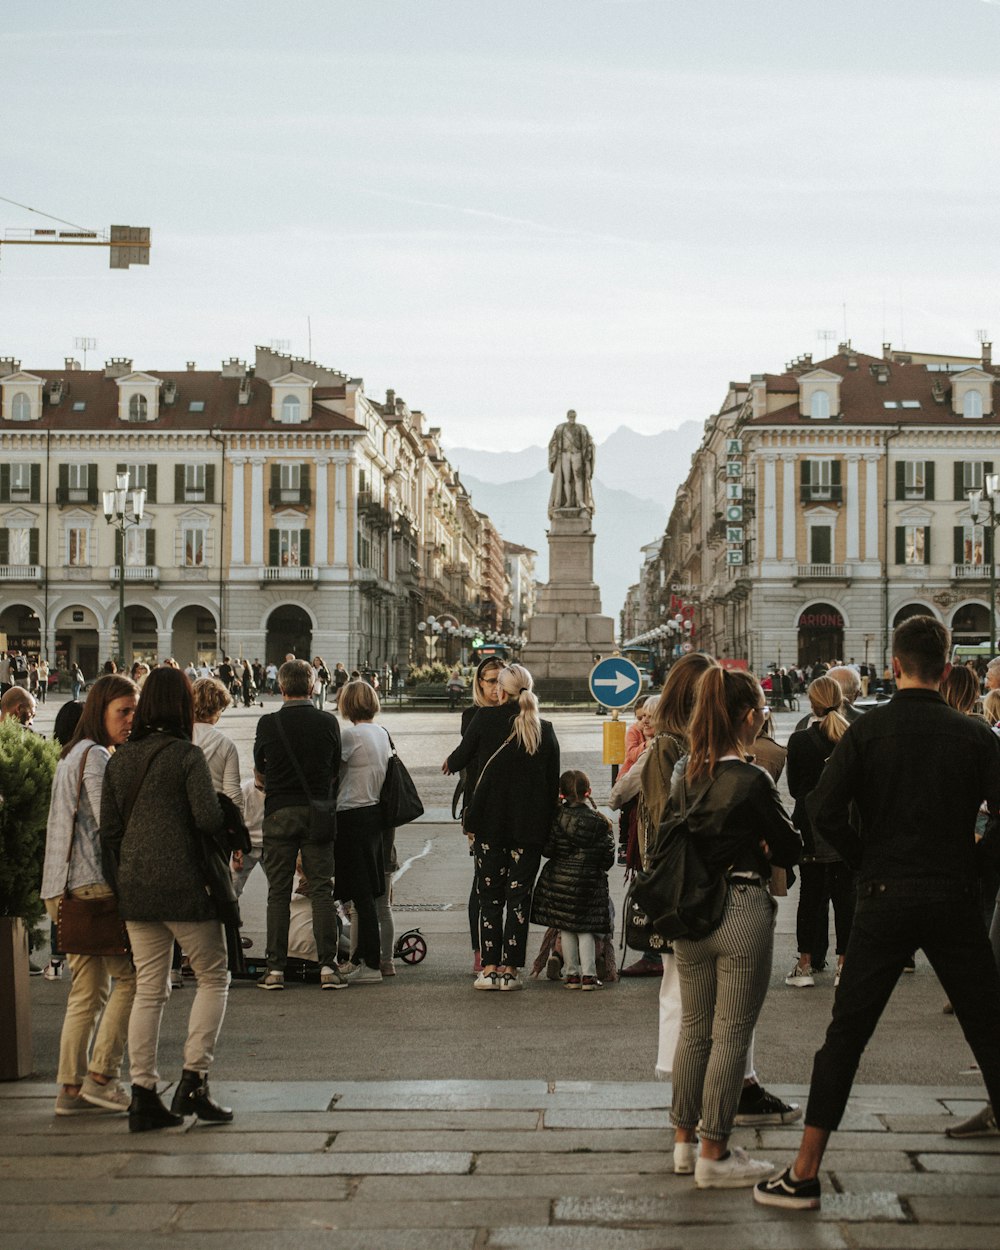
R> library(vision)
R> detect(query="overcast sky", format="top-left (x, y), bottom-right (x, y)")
top-left (3, 0), bottom-right (1000, 449)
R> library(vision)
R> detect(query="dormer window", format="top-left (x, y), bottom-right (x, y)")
top-left (129, 394), bottom-right (148, 422)
top-left (281, 395), bottom-right (301, 424)
top-left (810, 391), bottom-right (830, 420)
top-left (11, 392), bottom-right (31, 422)
top-left (964, 390), bottom-right (984, 419)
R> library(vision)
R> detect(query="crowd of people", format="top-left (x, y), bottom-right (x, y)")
top-left (17, 615), bottom-right (1000, 1218)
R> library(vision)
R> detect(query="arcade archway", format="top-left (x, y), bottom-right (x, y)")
top-left (265, 605), bottom-right (312, 665)
top-left (797, 602), bottom-right (844, 668)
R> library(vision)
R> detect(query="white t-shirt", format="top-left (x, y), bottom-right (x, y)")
top-left (337, 721), bottom-right (392, 811)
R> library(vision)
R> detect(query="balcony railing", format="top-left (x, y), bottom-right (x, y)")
top-left (796, 563), bottom-right (849, 580)
top-left (952, 563), bottom-right (990, 580)
top-left (261, 565), bottom-right (318, 582)
top-left (268, 487), bottom-right (312, 508)
top-left (0, 564), bottom-right (40, 581)
top-left (111, 565), bottom-right (159, 583)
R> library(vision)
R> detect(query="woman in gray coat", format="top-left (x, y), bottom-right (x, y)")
top-left (101, 666), bottom-right (230, 1132)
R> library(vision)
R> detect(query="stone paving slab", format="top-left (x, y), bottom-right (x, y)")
top-left (0, 1234), bottom-right (476, 1250)
top-left (0, 1176), bottom-right (351, 1204)
top-left (175, 1198), bottom-right (553, 1231)
top-left (120, 1149), bottom-right (475, 1177)
top-left (327, 1128), bottom-right (670, 1153)
top-left (487, 1227), bottom-right (852, 1249)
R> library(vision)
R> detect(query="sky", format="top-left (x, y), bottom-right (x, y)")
top-left (3, 0), bottom-right (1000, 450)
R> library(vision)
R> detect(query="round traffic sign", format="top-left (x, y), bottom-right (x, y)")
top-left (682, 641), bottom-right (693, 653)
top-left (588, 656), bottom-right (643, 709)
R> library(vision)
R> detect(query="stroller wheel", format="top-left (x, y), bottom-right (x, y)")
top-left (394, 929), bottom-right (427, 965)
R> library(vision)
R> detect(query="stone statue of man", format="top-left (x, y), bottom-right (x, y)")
top-left (548, 409), bottom-right (595, 516)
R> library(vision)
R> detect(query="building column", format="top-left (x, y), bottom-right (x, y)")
top-left (333, 458), bottom-right (350, 567)
top-left (762, 454), bottom-right (778, 560)
top-left (781, 454), bottom-right (797, 561)
top-left (230, 456), bottom-right (246, 565)
top-left (864, 454), bottom-right (880, 562)
top-left (249, 456), bottom-right (265, 566)
top-left (846, 453), bottom-right (861, 561)
top-left (156, 628), bottom-right (172, 662)
top-left (98, 628), bottom-right (115, 666)
top-left (314, 456), bottom-right (329, 567)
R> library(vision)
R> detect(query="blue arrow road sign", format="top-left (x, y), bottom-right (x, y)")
top-left (588, 656), bottom-right (643, 709)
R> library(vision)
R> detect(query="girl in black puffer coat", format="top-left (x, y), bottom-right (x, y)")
top-left (531, 771), bottom-right (614, 989)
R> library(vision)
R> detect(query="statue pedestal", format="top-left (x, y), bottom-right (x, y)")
top-left (522, 509), bottom-right (616, 700)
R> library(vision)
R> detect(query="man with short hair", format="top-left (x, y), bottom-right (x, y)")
top-left (754, 615), bottom-right (1000, 1211)
top-left (253, 659), bottom-right (343, 992)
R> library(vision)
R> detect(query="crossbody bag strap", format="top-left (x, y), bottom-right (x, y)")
top-left (476, 730), bottom-right (515, 787)
top-left (121, 736), bottom-right (179, 829)
top-left (273, 712), bottom-right (316, 799)
top-left (62, 743), bottom-right (96, 888)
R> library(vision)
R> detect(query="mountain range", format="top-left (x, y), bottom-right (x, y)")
top-left (447, 421), bottom-right (703, 620)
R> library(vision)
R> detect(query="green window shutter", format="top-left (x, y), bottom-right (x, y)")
top-left (954, 462), bottom-right (964, 500)
top-left (205, 465), bottom-right (215, 503)
top-left (175, 465), bottom-right (186, 502)
top-left (923, 526), bottom-right (932, 565)
top-left (0, 464), bottom-right (8, 502)
top-left (268, 529), bottom-right (279, 566)
top-left (28, 528), bottom-right (39, 565)
top-left (59, 464), bottom-right (69, 491)
top-left (87, 464), bottom-right (98, 504)
top-left (300, 463), bottom-right (311, 492)
top-left (146, 530), bottom-right (156, 566)
top-left (116, 462), bottom-right (125, 476)
top-left (954, 526), bottom-right (965, 565)
top-left (830, 460), bottom-right (842, 502)
top-left (271, 464), bottom-right (281, 492)
top-left (30, 464), bottom-right (40, 502)
top-left (800, 459), bottom-right (811, 501)
top-left (0, 529), bottom-right (8, 564)
top-left (300, 529), bottom-right (311, 567)
top-left (146, 464), bottom-right (157, 503)
top-left (925, 462), bottom-right (935, 501)
top-left (115, 531), bottom-right (123, 565)
top-left (895, 462), bottom-right (906, 501)
top-left (986, 461), bottom-right (995, 478)
top-left (895, 526), bottom-right (905, 564)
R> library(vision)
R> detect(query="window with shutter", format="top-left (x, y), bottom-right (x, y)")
top-left (175, 465), bottom-right (186, 502)
top-left (300, 529), bottom-right (311, 567)
top-left (205, 465), bottom-right (215, 503)
top-left (268, 529), bottom-right (279, 567)
top-left (28, 528), bottom-right (38, 566)
top-left (0, 529), bottom-right (8, 565)
top-left (925, 462), bottom-right (935, 501)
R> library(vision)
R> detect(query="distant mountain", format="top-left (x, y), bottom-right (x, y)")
top-left (451, 422), bottom-right (702, 617)
top-left (448, 421), bottom-right (702, 505)
top-left (461, 471), bottom-right (669, 622)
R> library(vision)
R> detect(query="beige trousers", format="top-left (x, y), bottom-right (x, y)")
top-left (45, 886), bottom-right (136, 1087)
top-left (126, 918), bottom-right (230, 1089)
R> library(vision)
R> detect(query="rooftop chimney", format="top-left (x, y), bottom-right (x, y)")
top-left (103, 357), bottom-right (133, 378)
top-left (186, 361), bottom-right (196, 372)
top-left (238, 366), bottom-right (254, 406)
top-left (983, 341), bottom-right (993, 368)
top-left (162, 379), bottom-right (177, 405)
top-left (64, 357), bottom-right (81, 371)
top-left (221, 357), bottom-right (246, 377)
top-left (48, 379), bottom-right (65, 405)
top-left (0, 357), bottom-right (21, 377)
top-left (882, 342), bottom-right (892, 360)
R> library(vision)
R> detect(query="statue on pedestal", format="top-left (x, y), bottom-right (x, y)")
top-left (547, 409), bottom-right (595, 517)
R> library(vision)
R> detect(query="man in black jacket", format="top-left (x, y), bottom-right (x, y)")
top-left (755, 615), bottom-right (1000, 1211)
top-left (253, 659), bottom-right (342, 991)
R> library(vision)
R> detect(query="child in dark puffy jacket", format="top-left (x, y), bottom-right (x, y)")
top-left (530, 770), bottom-right (615, 989)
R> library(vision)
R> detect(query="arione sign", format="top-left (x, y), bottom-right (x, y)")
top-left (799, 611), bottom-right (844, 629)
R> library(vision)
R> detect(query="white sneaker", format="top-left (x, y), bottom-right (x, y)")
top-left (785, 964), bottom-right (815, 988)
top-left (80, 1075), bottom-right (130, 1112)
top-left (345, 963), bottom-right (383, 985)
top-left (43, 960), bottom-right (63, 981)
top-left (695, 1146), bottom-right (776, 1189)
top-left (498, 971), bottom-right (524, 992)
top-left (473, 971), bottom-right (499, 990)
top-left (673, 1140), bottom-right (698, 1174)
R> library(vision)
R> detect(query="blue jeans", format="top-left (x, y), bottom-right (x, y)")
top-left (806, 882), bottom-right (1000, 1130)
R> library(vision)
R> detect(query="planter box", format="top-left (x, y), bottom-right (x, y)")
top-left (0, 917), bottom-right (33, 1080)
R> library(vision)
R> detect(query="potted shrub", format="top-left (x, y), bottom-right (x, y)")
top-left (0, 720), bottom-right (60, 1080)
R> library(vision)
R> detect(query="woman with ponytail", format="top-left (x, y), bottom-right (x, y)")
top-left (785, 676), bottom-right (857, 990)
top-left (669, 666), bottom-right (800, 1189)
top-left (443, 663), bottom-right (560, 991)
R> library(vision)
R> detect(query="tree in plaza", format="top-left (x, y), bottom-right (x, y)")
top-left (0, 720), bottom-right (60, 926)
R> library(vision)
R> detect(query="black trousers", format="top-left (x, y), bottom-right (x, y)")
top-left (805, 881), bottom-right (1000, 1130)
top-left (474, 841), bottom-right (541, 968)
top-left (796, 861), bottom-right (857, 959)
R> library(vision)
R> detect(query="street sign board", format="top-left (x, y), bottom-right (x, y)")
top-left (682, 641), bottom-right (694, 653)
top-left (588, 656), bottom-right (643, 709)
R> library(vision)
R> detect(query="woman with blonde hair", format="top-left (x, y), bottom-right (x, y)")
top-left (192, 677), bottom-right (241, 804)
top-left (941, 665), bottom-right (984, 718)
top-left (785, 675), bottom-right (855, 989)
top-left (444, 663), bottom-right (560, 991)
top-left (669, 666), bottom-right (800, 1188)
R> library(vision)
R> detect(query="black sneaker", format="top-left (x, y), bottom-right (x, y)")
top-left (753, 1166), bottom-right (821, 1210)
top-left (734, 1083), bottom-right (803, 1126)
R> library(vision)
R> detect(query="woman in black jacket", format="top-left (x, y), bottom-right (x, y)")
top-left (669, 666), bottom-right (800, 1189)
top-left (785, 676), bottom-right (856, 990)
top-left (455, 656), bottom-right (504, 973)
top-left (444, 663), bottom-right (559, 991)
top-left (531, 770), bottom-right (614, 989)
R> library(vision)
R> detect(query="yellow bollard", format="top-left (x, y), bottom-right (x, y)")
top-left (603, 718), bottom-right (626, 766)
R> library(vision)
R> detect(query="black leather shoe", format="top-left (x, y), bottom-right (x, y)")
top-left (129, 1083), bottom-right (184, 1133)
top-left (170, 1069), bottom-right (234, 1123)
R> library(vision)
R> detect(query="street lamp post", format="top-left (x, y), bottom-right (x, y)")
top-left (968, 473), bottom-right (1000, 655)
top-left (103, 470), bottom-right (146, 669)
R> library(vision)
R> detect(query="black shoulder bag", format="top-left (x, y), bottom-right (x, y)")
top-left (274, 713), bottom-right (338, 843)
top-left (379, 728), bottom-right (424, 828)
top-left (630, 773), bottom-right (728, 942)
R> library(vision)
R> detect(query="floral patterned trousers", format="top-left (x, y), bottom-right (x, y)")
top-left (473, 840), bottom-right (542, 969)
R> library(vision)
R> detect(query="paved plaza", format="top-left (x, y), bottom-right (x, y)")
top-left (5, 701), bottom-right (1000, 1246)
